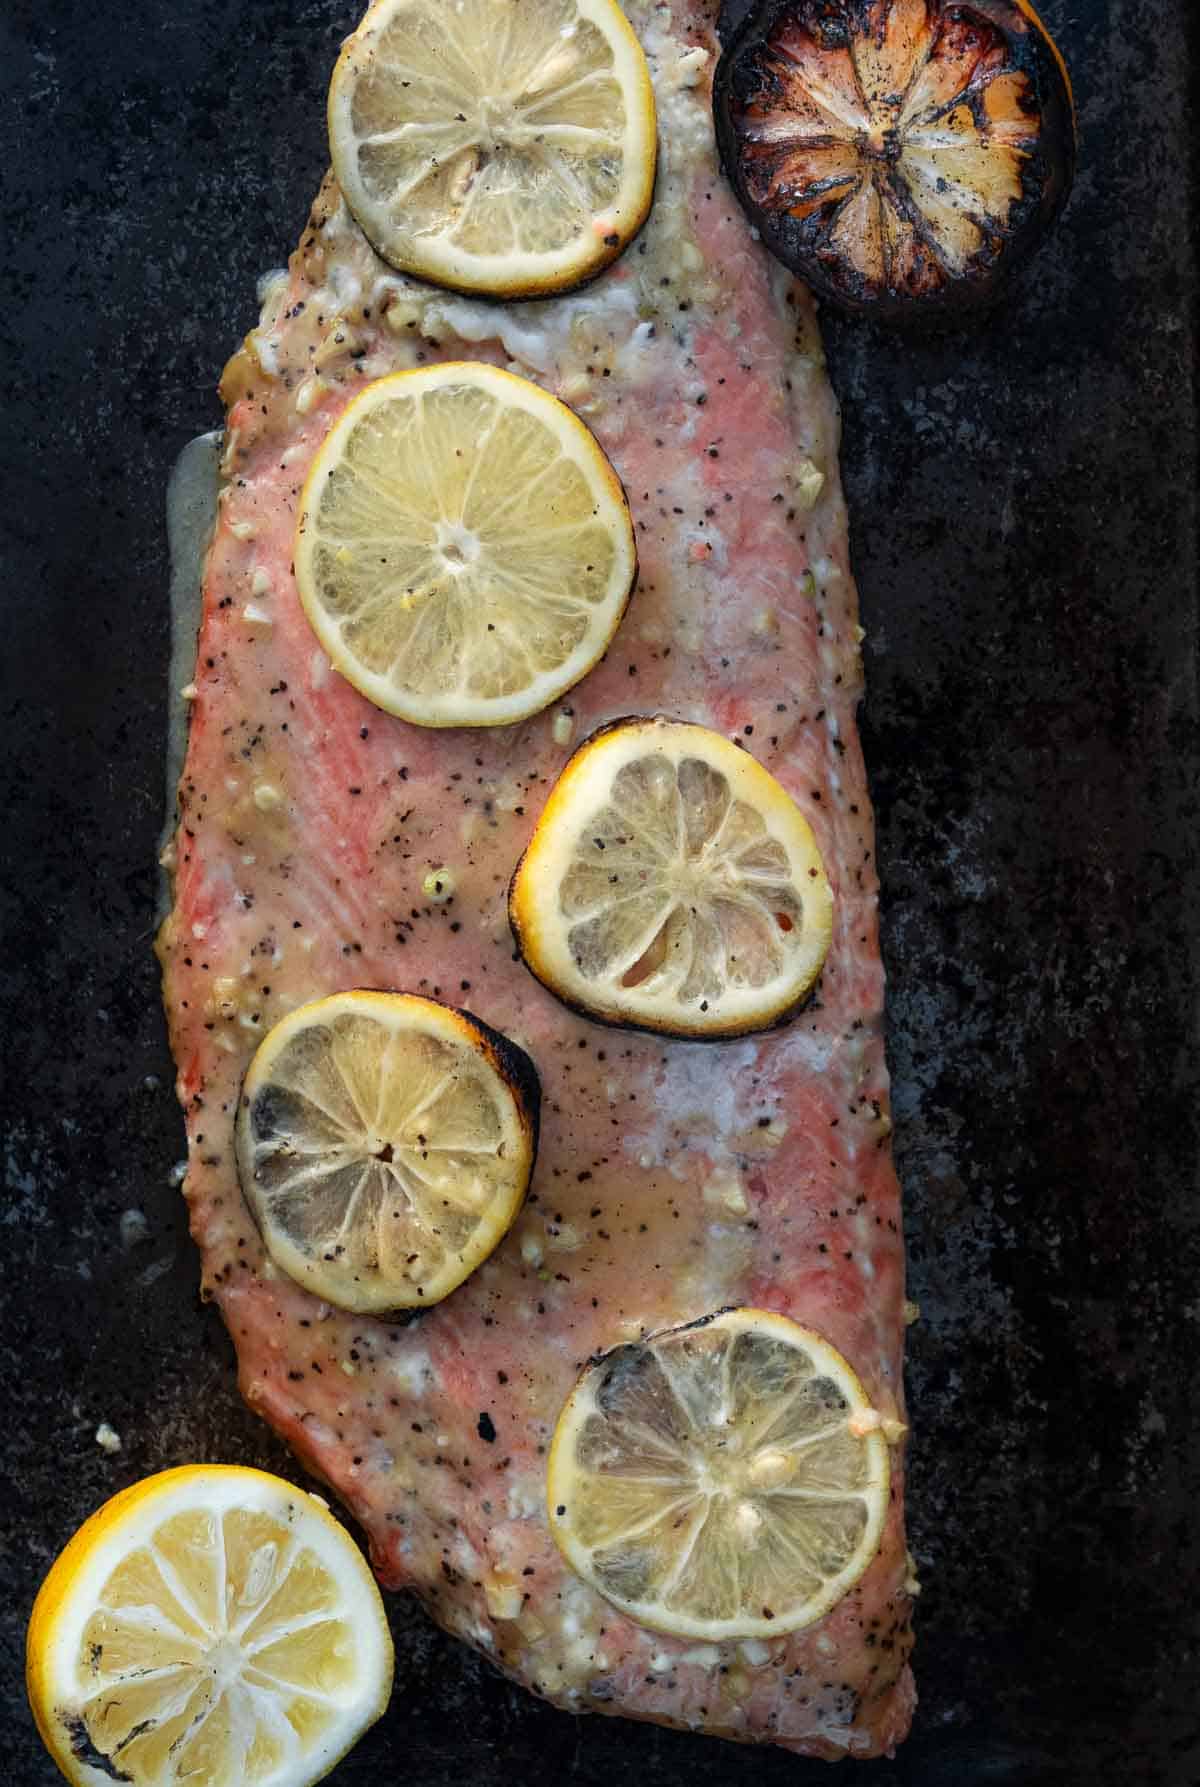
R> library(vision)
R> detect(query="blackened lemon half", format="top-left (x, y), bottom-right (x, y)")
top-left (714, 0), bottom-right (1075, 318)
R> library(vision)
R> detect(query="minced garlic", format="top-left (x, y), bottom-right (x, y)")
top-left (484, 1574), bottom-right (523, 1621)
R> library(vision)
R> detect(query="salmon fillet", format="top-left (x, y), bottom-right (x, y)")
top-left (157, 0), bottom-right (914, 1760)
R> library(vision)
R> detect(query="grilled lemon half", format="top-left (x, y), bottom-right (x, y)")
top-left (714, 0), bottom-right (1075, 317)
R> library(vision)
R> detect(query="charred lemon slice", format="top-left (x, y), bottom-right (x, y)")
top-left (328, 0), bottom-right (657, 298)
top-left (236, 992), bottom-right (539, 1313)
top-left (714, 0), bottom-right (1075, 317)
top-left (294, 364), bottom-right (637, 728)
top-left (547, 1308), bottom-right (896, 1640)
top-left (509, 717), bottom-right (833, 1038)
top-left (26, 1465), bottom-right (393, 1787)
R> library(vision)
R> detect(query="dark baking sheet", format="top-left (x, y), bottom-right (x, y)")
top-left (1, 2), bottom-right (1196, 1782)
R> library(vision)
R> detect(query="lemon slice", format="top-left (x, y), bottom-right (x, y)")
top-left (327, 0), bottom-right (657, 298)
top-left (509, 717), bottom-right (833, 1037)
top-left (547, 1308), bottom-right (893, 1641)
top-left (235, 991), bottom-right (539, 1313)
top-left (26, 1465), bottom-right (393, 1787)
top-left (294, 364), bottom-right (637, 728)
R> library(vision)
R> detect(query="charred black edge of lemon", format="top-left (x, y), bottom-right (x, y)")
top-left (983, 0), bottom-right (1076, 123)
top-left (448, 1000), bottom-right (543, 1159)
top-left (235, 992), bottom-right (543, 1155)
top-left (509, 942), bottom-right (825, 1043)
top-left (582, 1305), bottom-right (741, 1373)
top-left (549, 712), bottom-right (708, 771)
top-left (507, 714), bottom-right (825, 1043)
top-left (712, 0), bottom-right (1077, 322)
top-left (232, 992), bottom-right (542, 1316)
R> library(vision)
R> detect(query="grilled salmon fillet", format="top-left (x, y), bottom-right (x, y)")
top-left (157, 0), bottom-right (914, 1759)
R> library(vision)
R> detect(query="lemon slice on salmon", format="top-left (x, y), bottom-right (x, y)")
top-left (327, 0), bottom-right (657, 298)
top-left (235, 992), bottom-right (539, 1313)
top-left (509, 717), bottom-right (833, 1037)
top-left (547, 1308), bottom-right (895, 1641)
top-left (26, 1465), bottom-right (393, 1787)
top-left (294, 364), bottom-right (637, 728)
